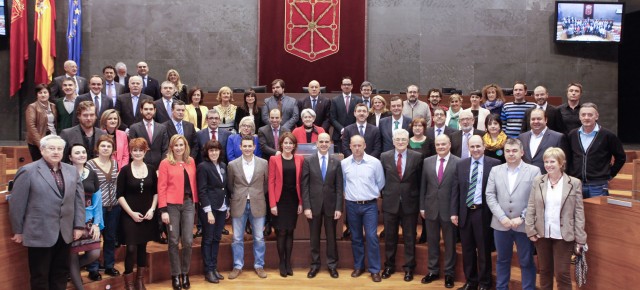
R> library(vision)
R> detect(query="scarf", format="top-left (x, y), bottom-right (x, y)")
top-left (482, 99), bottom-right (504, 112)
top-left (483, 131), bottom-right (508, 151)
top-left (447, 109), bottom-right (460, 130)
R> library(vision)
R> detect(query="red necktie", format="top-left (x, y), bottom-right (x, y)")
top-left (438, 158), bottom-right (445, 184)
top-left (397, 153), bottom-right (403, 179)
top-left (345, 96), bottom-right (350, 112)
top-left (273, 129), bottom-right (279, 151)
top-left (211, 129), bottom-right (217, 141)
top-left (146, 122), bottom-right (153, 143)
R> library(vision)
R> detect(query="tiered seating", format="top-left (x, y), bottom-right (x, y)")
top-left (608, 150), bottom-right (640, 198)
top-left (0, 146), bottom-right (31, 191)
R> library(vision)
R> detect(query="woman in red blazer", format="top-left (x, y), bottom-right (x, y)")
top-left (158, 135), bottom-right (198, 289)
top-left (291, 108), bottom-right (325, 144)
top-left (268, 132), bottom-right (304, 277)
top-left (100, 109), bottom-right (130, 171)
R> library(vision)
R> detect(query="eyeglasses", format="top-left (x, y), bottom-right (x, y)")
top-left (44, 146), bottom-right (64, 152)
top-left (206, 117), bottom-right (220, 120)
top-left (341, 83), bottom-right (352, 86)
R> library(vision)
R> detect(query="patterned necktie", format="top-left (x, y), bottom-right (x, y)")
top-left (397, 153), bottom-right (403, 179)
top-left (94, 95), bottom-right (100, 114)
top-left (394, 120), bottom-right (399, 130)
top-left (273, 129), bottom-right (279, 150)
top-left (321, 155), bottom-right (327, 181)
top-left (146, 122), bottom-right (153, 142)
top-left (438, 158), bottom-right (445, 184)
top-left (466, 160), bottom-right (479, 207)
top-left (359, 125), bottom-right (364, 136)
top-left (211, 129), bottom-right (217, 141)
top-left (177, 122), bottom-right (183, 135)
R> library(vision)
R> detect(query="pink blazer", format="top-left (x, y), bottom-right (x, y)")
top-left (113, 130), bottom-right (130, 171)
top-left (268, 154), bottom-right (304, 208)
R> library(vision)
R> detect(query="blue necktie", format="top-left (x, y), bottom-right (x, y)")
top-left (166, 100), bottom-right (172, 117)
top-left (321, 155), bottom-right (327, 182)
top-left (312, 98), bottom-right (317, 111)
top-left (467, 160), bottom-right (479, 207)
top-left (177, 122), bottom-right (183, 135)
top-left (359, 125), bottom-right (364, 136)
top-left (437, 128), bottom-right (442, 136)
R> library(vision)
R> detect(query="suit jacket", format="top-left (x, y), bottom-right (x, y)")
top-left (367, 111), bottom-right (391, 127)
top-left (154, 97), bottom-right (178, 124)
top-left (128, 121), bottom-right (169, 168)
top-left (329, 94), bottom-right (362, 140)
top-left (197, 161), bottom-right (230, 210)
top-left (450, 156), bottom-right (501, 228)
top-left (50, 75), bottom-right (89, 100)
top-left (261, 95), bottom-right (300, 130)
top-left (164, 120), bottom-right (200, 159)
top-left (111, 129), bottom-right (130, 171)
top-left (114, 74), bottom-right (130, 86)
top-left (257, 125), bottom-right (291, 160)
top-left (196, 127), bottom-right (231, 163)
top-left (525, 173), bottom-right (586, 244)
top-left (114, 93), bottom-right (153, 129)
top-left (521, 105), bottom-right (566, 134)
top-left (420, 154), bottom-right (460, 221)
top-left (450, 129), bottom-right (485, 158)
top-left (485, 162), bottom-right (541, 232)
top-left (55, 97), bottom-right (75, 133)
top-left (380, 149), bottom-right (423, 214)
top-left (9, 159), bottom-right (85, 247)
top-left (184, 104), bottom-right (209, 130)
top-left (227, 156), bottom-right (269, 218)
top-left (102, 82), bottom-right (125, 107)
top-left (157, 158), bottom-right (199, 208)
top-left (72, 93), bottom-right (115, 126)
top-left (301, 153), bottom-right (344, 216)
top-left (462, 107), bottom-right (491, 131)
top-left (124, 75), bottom-right (161, 100)
top-left (268, 155), bottom-right (305, 208)
top-left (426, 125), bottom-right (457, 141)
top-left (341, 123), bottom-right (382, 158)
top-left (59, 125), bottom-right (106, 162)
top-left (297, 96), bottom-right (331, 132)
top-left (378, 116), bottom-right (413, 152)
top-left (518, 128), bottom-right (568, 174)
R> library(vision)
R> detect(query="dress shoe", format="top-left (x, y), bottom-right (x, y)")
top-left (479, 287), bottom-right (490, 290)
top-left (445, 275), bottom-right (454, 288)
top-left (228, 268), bottom-right (242, 280)
top-left (279, 262), bottom-right (287, 277)
top-left (105, 268), bottom-right (121, 276)
top-left (418, 235), bottom-right (427, 244)
top-left (181, 274), bottom-right (190, 289)
top-left (307, 268), bottom-right (319, 278)
top-left (205, 271), bottom-right (219, 283)
top-left (193, 228), bottom-right (202, 238)
top-left (264, 224), bottom-right (272, 236)
top-left (255, 267), bottom-right (267, 278)
top-left (381, 267), bottom-right (395, 279)
top-left (379, 230), bottom-right (385, 239)
top-left (212, 269), bottom-right (224, 280)
top-left (404, 271), bottom-right (414, 282)
top-left (88, 271), bottom-right (102, 281)
top-left (371, 273), bottom-right (382, 282)
top-left (343, 228), bottom-right (351, 239)
top-left (286, 266), bottom-right (293, 276)
top-left (222, 228), bottom-right (230, 235)
top-left (351, 268), bottom-right (365, 277)
top-left (457, 283), bottom-right (478, 290)
top-left (171, 275), bottom-right (181, 290)
top-left (328, 268), bottom-right (339, 278)
top-left (421, 273), bottom-right (439, 284)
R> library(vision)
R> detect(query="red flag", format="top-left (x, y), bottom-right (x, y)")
top-left (9, 0), bottom-right (28, 97)
top-left (34, 0), bottom-right (56, 85)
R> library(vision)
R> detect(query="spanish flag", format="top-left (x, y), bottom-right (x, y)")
top-left (34, 0), bottom-right (57, 85)
top-left (9, 0), bottom-right (28, 97)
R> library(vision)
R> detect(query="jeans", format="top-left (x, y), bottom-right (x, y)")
top-left (231, 201), bottom-right (265, 269)
top-left (582, 180), bottom-right (609, 198)
top-left (494, 229), bottom-right (536, 290)
top-left (87, 205), bottom-right (122, 272)
top-left (167, 199), bottom-right (195, 276)
top-left (345, 200), bottom-right (381, 273)
top-left (199, 207), bottom-right (226, 272)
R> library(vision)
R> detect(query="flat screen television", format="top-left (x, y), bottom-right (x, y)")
top-left (555, 1), bottom-right (624, 43)
top-left (0, 0), bottom-right (6, 37)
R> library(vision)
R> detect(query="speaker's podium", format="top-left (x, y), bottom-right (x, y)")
top-left (582, 195), bottom-right (640, 289)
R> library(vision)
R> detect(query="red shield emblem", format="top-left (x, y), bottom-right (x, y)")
top-left (284, 0), bottom-right (340, 62)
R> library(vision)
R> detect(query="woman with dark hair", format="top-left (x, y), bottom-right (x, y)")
top-left (235, 90), bottom-right (264, 132)
top-left (197, 140), bottom-right (230, 283)
top-left (184, 86), bottom-right (209, 130)
top-left (268, 132), bottom-right (304, 277)
top-left (26, 84), bottom-right (58, 160)
top-left (481, 84), bottom-right (506, 116)
top-left (167, 69), bottom-right (188, 102)
top-left (409, 117), bottom-right (435, 157)
top-left (118, 138), bottom-right (158, 290)
top-left (99, 109), bottom-right (129, 170)
top-left (482, 114), bottom-right (507, 163)
top-left (214, 86), bottom-right (237, 133)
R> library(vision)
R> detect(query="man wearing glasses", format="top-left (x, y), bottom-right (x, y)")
top-left (197, 110), bottom-right (231, 164)
top-left (402, 85), bottom-right (431, 126)
top-left (330, 76), bottom-right (362, 154)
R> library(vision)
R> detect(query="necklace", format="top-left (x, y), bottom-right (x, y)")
top-left (549, 175), bottom-right (562, 189)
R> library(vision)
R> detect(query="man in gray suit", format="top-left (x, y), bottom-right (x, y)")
top-left (128, 99), bottom-right (169, 169)
top-left (10, 135), bottom-right (85, 290)
top-left (60, 101), bottom-right (105, 162)
top-left (485, 138), bottom-right (540, 290)
top-left (258, 108), bottom-right (291, 160)
top-left (301, 133), bottom-right (343, 279)
top-left (102, 65), bottom-right (125, 107)
top-left (261, 79), bottom-right (299, 130)
top-left (420, 134), bottom-right (459, 288)
top-left (49, 60), bottom-right (89, 100)
top-left (518, 109), bottom-right (568, 174)
top-left (227, 135), bottom-right (269, 280)
top-left (72, 75), bottom-right (114, 126)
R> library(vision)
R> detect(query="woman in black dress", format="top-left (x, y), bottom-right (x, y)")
top-left (234, 90), bottom-right (264, 132)
top-left (268, 132), bottom-right (305, 277)
top-left (117, 138), bottom-right (158, 290)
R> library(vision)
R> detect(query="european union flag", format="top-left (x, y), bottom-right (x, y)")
top-left (67, 0), bottom-right (82, 73)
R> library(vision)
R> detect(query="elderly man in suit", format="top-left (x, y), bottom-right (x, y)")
top-left (128, 99), bottom-right (169, 169)
top-left (420, 134), bottom-right (459, 288)
top-left (102, 65), bottom-right (125, 106)
top-left (164, 100), bottom-right (199, 160)
top-left (330, 76), bottom-right (362, 154)
top-left (154, 81), bottom-right (179, 123)
top-left (123, 62), bottom-right (161, 100)
top-left (518, 109), bottom-right (568, 174)
top-left (114, 62), bottom-right (130, 86)
top-left (521, 86), bottom-right (566, 134)
top-left (115, 75), bottom-right (153, 130)
top-left (450, 110), bottom-right (485, 159)
top-left (298, 80), bottom-right (331, 132)
top-left (227, 135), bottom-right (270, 280)
top-left (427, 108), bottom-right (457, 140)
top-left (342, 103), bottom-right (382, 158)
top-left (258, 108), bottom-right (291, 161)
top-left (197, 110), bottom-right (231, 163)
top-left (451, 135), bottom-right (501, 290)
top-left (60, 101), bottom-right (105, 162)
top-left (380, 96), bottom-right (413, 152)
top-left (262, 79), bottom-right (299, 130)
top-left (486, 138), bottom-right (540, 290)
top-left (49, 60), bottom-right (89, 100)
top-left (301, 133), bottom-right (343, 279)
top-left (379, 129), bottom-right (423, 282)
top-left (10, 135), bottom-right (85, 290)
top-left (72, 75), bottom-right (114, 126)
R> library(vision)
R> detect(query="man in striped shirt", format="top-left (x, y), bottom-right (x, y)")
top-left (501, 82), bottom-right (535, 138)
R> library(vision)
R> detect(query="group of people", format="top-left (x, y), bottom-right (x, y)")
top-left (12, 60), bottom-right (625, 290)
top-left (561, 17), bottom-right (615, 40)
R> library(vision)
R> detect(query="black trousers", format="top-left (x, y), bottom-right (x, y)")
top-left (459, 208), bottom-right (493, 288)
top-left (308, 205), bottom-right (339, 269)
top-left (28, 233), bottom-right (71, 290)
top-left (382, 206), bottom-right (418, 271)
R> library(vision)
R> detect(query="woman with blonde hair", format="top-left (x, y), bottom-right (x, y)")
top-left (100, 109), bottom-right (129, 170)
top-left (445, 93), bottom-right (463, 130)
top-left (367, 95), bottom-right (391, 127)
top-left (167, 69), bottom-right (188, 102)
top-left (184, 86), bottom-right (209, 130)
top-left (214, 86), bottom-right (238, 133)
top-left (481, 84), bottom-right (506, 116)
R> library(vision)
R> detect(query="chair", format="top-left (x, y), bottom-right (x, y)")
top-left (302, 86), bottom-right (326, 93)
top-left (232, 88), bottom-right (246, 93)
top-left (442, 87), bottom-right (456, 94)
top-left (502, 88), bottom-right (513, 96)
top-left (377, 89), bottom-right (390, 94)
top-left (251, 85), bottom-right (267, 93)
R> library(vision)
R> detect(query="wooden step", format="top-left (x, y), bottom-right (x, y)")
top-left (609, 189), bottom-right (633, 198)
top-left (609, 174), bottom-right (632, 190)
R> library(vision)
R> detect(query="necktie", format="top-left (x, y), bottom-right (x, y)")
top-left (345, 96), bottom-right (350, 112)
top-left (146, 122), bottom-right (153, 142)
top-left (539, 106), bottom-right (544, 110)
top-left (394, 120), bottom-right (399, 130)
top-left (73, 77), bottom-right (79, 94)
top-left (364, 99), bottom-right (370, 109)
top-left (311, 98), bottom-right (317, 111)
top-left (143, 76), bottom-right (147, 89)
top-left (273, 129), bottom-right (279, 150)
top-left (438, 158), bottom-right (445, 184)
top-left (107, 83), bottom-right (114, 98)
top-left (132, 96), bottom-right (138, 117)
top-left (359, 125), bottom-right (364, 136)
top-left (466, 160), bottom-right (479, 207)
top-left (321, 155), bottom-right (327, 182)
top-left (462, 133), bottom-right (470, 159)
top-left (166, 100), bottom-right (172, 117)
top-left (397, 153), bottom-right (403, 179)
top-left (94, 95), bottom-right (100, 114)
top-left (177, 122), bottom-right (183, 135)
top-left (437, 128), bottom-right (442, 136)
top-left (211, 129), bottom-right (217, 141)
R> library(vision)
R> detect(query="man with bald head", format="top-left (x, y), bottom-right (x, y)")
top-left (123, 61), bottom-right (161, 100)
top-left (115, 75), bottom-right (153, 130)
top-left (521, 86), bottom-right (566, 133)
top-left (50, 60), bottom-right (89, 100)
top-left (297, 80), bottom-right (331, 132)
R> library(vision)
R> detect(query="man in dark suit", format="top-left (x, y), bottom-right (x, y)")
top-left (301, 133), bottom-right (343, 279)
top-left (115, 76), bottom-right (153, 130)
top-left (102, 65), bottom-right (125, 107)
top-left (10, 135), bottom-right (85, 290)
top-left (359, 81), bottom-right (374, 109)
top-left (59, 101), bottom-right (106, 162)
top-left (154, 81), bottom-right (178, 123)
top-left (450, 110), bottom-right (485, 159)
top-left (520, 86), bottom-right (566, 134)
top-left (342, 103), bottom-right (382, 158)
top-left (297, 80), bottom-right (331, 132)
top-left (518, 109), bottom-right (568, 174)
top-left (330, 76), bottom-right (362, 153)
top-left (114, 62), bottom-right (130, 87)
top-left (379, 129), bottom-right (423, 282)
top-left (420, 134), bottom-right (459, 288)
top-left (49, 60), bottom-right (89, 100)
top-left (258, 108), bottom-right (291, 161)
top-left (163, 100), bottom-right (199, 160)
top-left (379, 96), bottom-right (412, 152)
top-left (197, 109), bottom-right (232, 164)
top-left (123, 62), bottom-right (161, 100)
top-left (128, 99), bottom-right (169, 169)
top-left (72, 75), bottom-right (114, 126)
top-left (450, 135), bottom-right (501, 290)
top-left (426, 107), bottom-right (457, 140)
top-left (261, 79), bottom-right (299, 130)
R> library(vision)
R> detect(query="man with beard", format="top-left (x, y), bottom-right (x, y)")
top-left (426, 89), bottom-right (448, 126)
top-left (520, 86), bottom-right (566, 134)
top-left (262, 79), bottom-right (299, 131)
top-left (60, 101), bottom-right (106, 162)
top-left (128, 99), bottom-right (169, 168)
top-left (402, 85), bottom-right (431, 124)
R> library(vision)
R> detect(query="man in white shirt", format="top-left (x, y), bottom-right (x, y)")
top-left (518, 109), bottom-right (567, 174)
top-left (426, 108), bottom-right (457, 140)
